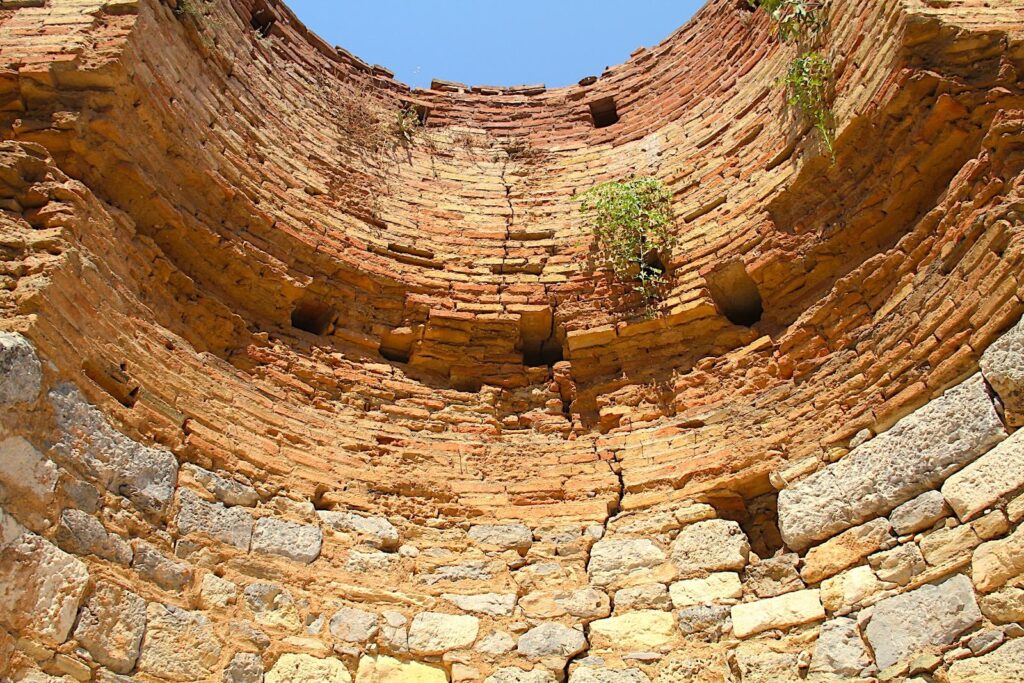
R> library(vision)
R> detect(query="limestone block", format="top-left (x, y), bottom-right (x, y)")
top-left (980, 314), bottom-right (1024, 426)
top-left (731, 589), bottom-right (824, 638)
top-left (743, 554), bottom-right (804, 598)
top-left (73, 581), bottom-right (146, 674)
top-left (243, 583), bottom-right (302, 631)
top-left (0, 533), bottom-right (89, 646)
top-left (198, 573), bottom-right (237, 609)
top-left (264, 653), bottom-right (350, 683)
top-left (345, 548), bottom-right (393, 572)
top-left (972, 524), bottom-right (1024, 592)
top-left (943, 429), bottom-right (1024, 521)
top-left (864, 574), bottom-right (981, 670)
top-left (54, 508), bottom-right (132, 565)
top-left (614, 583), bottom-right (671, 611)
top-left (519, 587), bottom-right (610, 621)
top-left (318, 510), bottom-right (399, 550)
top-left (517, 622), bottom-right (588, 660)
top-left (809, 617), bottom-right (876, 678)
top-left (948, 638), bottom-right (1024, 683)
top-left (778, 375), bottom-right (1005, 550)
top-left (569, 667), bottom-right (650, 682)
top-left (889, 491), bottom-right (950, 535)
top-left (670, 519), bottom-right (750, 577)
top-left (0, 504), bottom-right (26, 547)
top-left (0, 437), bottom-right (57, 502)
top-left (132, 540), bottom-right (191, 590)
top-left (669, 572), bottom-right (742, 608)
top-left (0, 332), bottom-right (42, 405)
top-left (588, 538), bottom-right (671, 587)
top-left (801, 518), bottom-right (893, 584)
top-left (676, 604), bottom-right (731, 640)
top-left (820, 565), bottom-right (883, 613)
top-left (443, 592), bottom-right (517, 617)
top-left (484, 668), bottom-right (558, 683)
top-left (183, 463), bottom-right (259, 507)
top-left (251, 517), bottom-right (322, 564)
top-left (869, 543), bottom-right (926, 585)
top-left (50, 384), bottom-right (179, 516)
top-left (733, 642), bottom-right (801, 683)
top-left (979, 585), bottom-right (1024, 623)
top-left (329, 607), bottom-right (379, 643)
top-left (355, 655), bottom-right (447, 682)
top-left (468, 523), bottom-right (533, 553)
top-left (588, 610), bottom-right (675, 650)
top-left (136, 603), bottom-right (222, 681)
top-left (176, 489), bottom-right (254, 550)
top-left (476, 631), bottom-right (516, 656)
top-left (408, 612), bottom-right (479, 655)
top-left (919, 522), bottom-right (980, 566)
top-left (224, 652), bottom-right (264, 683)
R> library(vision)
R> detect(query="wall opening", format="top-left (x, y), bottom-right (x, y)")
top-left (589, 97), bottom-right (620, 129)
top-left (706, 260), bottom-right (763, 327)
top-left (413, 104), bottom-right (430, 126)
top-left (291, 299), bottom-right (335, 336)
top-left (523, 338), bottom-right (564, 368)
top-left (250, 0), bottom-right (276, 37)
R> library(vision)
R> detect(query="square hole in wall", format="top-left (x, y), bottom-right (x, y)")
top-left (589, 97), bottom-right (619, 129)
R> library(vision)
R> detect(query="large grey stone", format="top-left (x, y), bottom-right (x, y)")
top-left (943, 428), bottom-right (1024, 521)
top-left (779, 374), bottom-right (1005, 549)
top-left (0, 436), bottom-right (57, 501)
top-left (223, 652), bottom-right (264, 683)
top-left (443, 592), bottom-right (517, 617)
top-left (0, 503), bottom-right (26, 547)
top-left (176, 489), bottom-right (254, 550)
top-left (137, 604), bottom-right (222, 681)
top-left (329, 607), bottom-right (379, 643)
top-left (864, 574), bottom-right (982, 669)
top-left (517, 622), bottom-right (587, 661)
top-left (73, 581), bottom-right (146, 674)
top-left (676, 604), bottom-right (731, 641)
top-left (588, 538), bottom-right (668, 587)
top-left (0, 533), bottom-right (89, 646)
top-left (981, 315), bottom-right (1024, 426)
top-left (0, 332), bottom-right (42, 404)
top-left (670, 519), bottom-right (750, 576)
top-left (809, 617), bottom-right (876, 678)
top-left (242, 583), bottom-right (301, 630)
top-left (183, 464), bottom-right (259, 507)
top-left (54, 508), bottom-right (132, 565)
top-left (743, 554), bottom-right (803, 598)
top-left (468, 523), bottom-right (533, 553)
top-left (889, 490), bottom-right (949, 535)
top-left (49, 384), bottom-right (179, 516)
top-left (132, 540), bottom-right (192, 590)
top-left (408, 612), bottom-right (479, 654)
top-left (251, 517), bottom-right (322, 564)
top-left (318, 509), bottom-right (399, 550)
top-left (613, 583), bottom-right (672, 611)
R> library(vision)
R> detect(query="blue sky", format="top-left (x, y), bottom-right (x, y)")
top-left (285, 1), bottom-right (706, 90)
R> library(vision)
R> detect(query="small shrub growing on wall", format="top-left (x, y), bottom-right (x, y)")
top-left (784, 51), bottom-right (834, 156)
top-left (579, 177), bottom-right (676, 312)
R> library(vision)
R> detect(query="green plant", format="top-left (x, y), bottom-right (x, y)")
top-left (754, 0), bottom-right (828, 45)
top-left (579, 177), bottom-right (676, 312)
top-left (393, 106), bottom-right (422, 144)
top-left (783, 51), bottom-right (835, 156)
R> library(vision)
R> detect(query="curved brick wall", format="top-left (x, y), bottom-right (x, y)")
top-left (3, 0), bottom-right (1024, 681)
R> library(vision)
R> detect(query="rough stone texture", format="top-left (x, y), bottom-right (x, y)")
top-left (589, 611), bottom-right (675, 650)
top-left (73, 582), bottom-right (146, 674)
top-left (569, 667), bottom-right (651, 683)
top-left (613, 583), bottom-right (672, 611)
top-left (132, 540), bottom-right (192, 590)
top-left (669, 520), bottom-right (750, 577)
top-left (50, 384), bottom-right (179, 517)
top-left (224, 653), bottom-right (264, 683)
top-left (408, 612), bottom-right (480, 655)
top-left (176, 489), bottom-right (255, 550)
top-left (820, 565), bottom-right (883, 614)
top-left (809, 617), bottom-right (876, 678)
top-left (517, 622), bottom-right (588, 660)
top-left (484, 668), bottom-right (558, 683)
top-left (54, 508), bottom-right (132, 565)
top-left (801, 518), bottom-right (893, 584)
top-left (0, 533), bottom-right (89, 646)
top-left (731, 589), bottom-right (825, 638)
top-left (588, 538), bottom-right (670, 587)
top-left (243, 583), bottom-right (302, 631)
top-left (136, 603), bottom-right (222, 681)
top-left (0, 437), bottom-right (57, 501)
top-left (329, 607), bottom-right (379, 643)
top-left (948, 638), bottom-right (1024, 683)
top-left (265, 654), bottom-right (351, 683)
top-left (779, 375), bottom-right (1006, 550)
top-left (184, 464), bottom-right (259, 508)
top-left (669, 572), bottom-right (742, 608)
top-left (889, 491), bottom-right (950, 535)
top-left (0, 332), bottom-right (42, 404)
top-left (318, 510), bottom-right (400, 550)
top-left (869, 543), bottom-right (926, 585)
top-left (972, 524), bottom-right (1024, 592)
top-left (981, 314), bottom-right (1024, 427)
top-left (468, 523), bottom-right (534, 553)
top-left (743, 554), bottom-right (803, 598)
top-left (199, 573), bottom-right (238, 609)
top-left (356, 655), bottom-right (447, 682)
top-left (676, 604), bottom-right (732, 641)
top-left (251, 517), bottom-right (323, 564)
top-left (864, 574), bottom-right (982, 669)
top-left (444, 592), bottom-right (517, 617)
top-left (943, 428), bottom-right (1024, 521)
top-left (979, 586), bottom-right (1024, 624)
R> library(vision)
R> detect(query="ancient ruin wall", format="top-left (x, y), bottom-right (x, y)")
top-left (3, 0), bottom-right (1024, 681)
